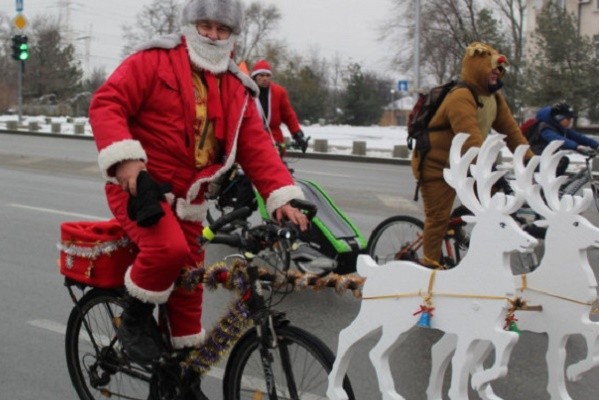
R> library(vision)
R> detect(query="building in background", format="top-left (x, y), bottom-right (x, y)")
top-left (525, 0), bottom-right (599, 57)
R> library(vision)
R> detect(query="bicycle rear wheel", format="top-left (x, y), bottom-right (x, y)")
top-left (223, 324), bottom-right (355, 400)
top-left (65, 288), bottom-right (151, 400)
top-left (367, 215), bottom-right (464, 267)
top-left (367, 215), bottom-right (426, 265)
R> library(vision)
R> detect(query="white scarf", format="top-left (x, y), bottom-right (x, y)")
top-left (181, 24), bottom-right (236, 73)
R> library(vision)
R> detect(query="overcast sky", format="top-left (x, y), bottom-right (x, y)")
top-left (2, 0), bottom-right (398, 78)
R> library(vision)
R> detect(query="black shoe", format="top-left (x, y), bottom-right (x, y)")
top-left (117, 295), bottom-right (162, 364)
top-left (183, 371), bottom-right (210, 400)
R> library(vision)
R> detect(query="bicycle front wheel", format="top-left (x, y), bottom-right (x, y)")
top-left (367, 215), bottom-right (425, 265)
top-left (223, 324), bottom-right (355, 400)
top-left (65, 288), bottom-right (151, 400)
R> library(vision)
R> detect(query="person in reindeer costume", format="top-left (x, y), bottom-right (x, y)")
top-left (89, 0), bottom-right (308, 393)
top-left (410, 42), bottom-right (533, 269)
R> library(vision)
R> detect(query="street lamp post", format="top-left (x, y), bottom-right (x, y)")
top-left (390, 89), bottom-right (396, 126)
top-left (414, 0), bottom-right (421, 90)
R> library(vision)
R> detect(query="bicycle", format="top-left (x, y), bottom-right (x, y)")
top-left (366, 207), bottom-right (473, 268)
top-left (558, 149), bottom-right (599, 211)
top-left (63, 200), bottom-right (355, 400)
top-left (366, 149), bottom-right (599, 270)
top-left (367, 192), bottom-right (545, 271)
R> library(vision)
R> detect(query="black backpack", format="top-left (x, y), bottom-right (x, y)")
top-left (407, 80), bottom-right (481, 200)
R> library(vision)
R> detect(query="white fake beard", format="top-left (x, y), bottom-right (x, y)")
top-left (182, 24), bottom-right (235, 74)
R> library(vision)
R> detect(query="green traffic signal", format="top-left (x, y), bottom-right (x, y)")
top-left (11, 35), bottom-right (29, 62)
top-left (18, 42), bottom-right (29, 61)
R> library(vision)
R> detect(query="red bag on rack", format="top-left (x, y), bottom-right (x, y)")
top-left (58, 219), bottom-right (137, 288)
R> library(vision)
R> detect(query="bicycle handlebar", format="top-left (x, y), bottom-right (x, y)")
top-left (199, 199), bottom-right (317, 251)
top-left (201, 206), bottom-right (253, 243)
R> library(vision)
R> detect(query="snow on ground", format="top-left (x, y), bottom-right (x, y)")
top-left (0, 114), bottom-right (586, 165)
top-left (0, 115), bottom-right (406, 158)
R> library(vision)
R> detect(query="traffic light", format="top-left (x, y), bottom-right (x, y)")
top-left (10, 34), bottom-right (29, 61)
top-left (18, 35), bottom-right (29, 61)
top-left (11, 35), bottom-right (20, 60)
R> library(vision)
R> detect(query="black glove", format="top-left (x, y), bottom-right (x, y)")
top-left (127, 171), bottom-right (172, 227)
top-left (292, 130), bottom-right (309, 153)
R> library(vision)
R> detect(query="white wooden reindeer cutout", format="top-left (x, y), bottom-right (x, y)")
top-left (427, 141), bottom-right (599, 400)
top-left (327, 133), bottom-right (538, 400)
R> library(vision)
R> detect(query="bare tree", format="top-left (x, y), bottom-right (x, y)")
top-left (121, 0), bottom-right (181, 57)
top-left (82, 66), bottom-right (108, 94)
top-left (489, 0), bottom-right (526, 111)
top-left (0, 12), bottom-right (18, 111)
top-left (382, 1), bottom-right (513, 86)
top-left (235, 2), bottom-right (284, 63)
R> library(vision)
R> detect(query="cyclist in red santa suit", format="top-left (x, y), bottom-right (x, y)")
top-left (89, 0), bottom-right (308, 379)
top-left (250, 59), bottom-right (309, 153)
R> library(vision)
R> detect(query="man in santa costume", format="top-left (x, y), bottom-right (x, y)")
top-left (250, 59), bottom-right (309, 153)
top-left (89, 0), bottom-right (308, 396)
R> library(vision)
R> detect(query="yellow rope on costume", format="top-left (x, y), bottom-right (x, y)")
top-left (518, 275), bottom-right (596, 307)
top-left (362, 269), bottom-right (507, 301)
top-left (363, 289), bottom-right (508, 301)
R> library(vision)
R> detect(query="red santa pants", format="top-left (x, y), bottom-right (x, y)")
top-left (106, 184), bottom-right (204, 348)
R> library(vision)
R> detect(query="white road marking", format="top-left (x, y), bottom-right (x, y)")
top-left (376, 194), bottom-right (421, 212)
top-left (295, 170), bottom-right (355, 179)
top-left (8, 203), bottom-right (105, 220)
top-left (28, 318), bottom-right (66, 335)
top-left (28, 318), bottom-right (225, 380)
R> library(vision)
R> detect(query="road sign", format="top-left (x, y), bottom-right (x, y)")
top-left (398, 80), bottom-right (409, 92)
top-left (13, 13), bottom-right (27, 30)
top-left (16, 0), bottom-right (24, 13)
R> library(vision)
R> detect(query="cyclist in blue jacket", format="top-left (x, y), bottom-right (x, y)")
top-left (529, 102), bottom-right (599, 175)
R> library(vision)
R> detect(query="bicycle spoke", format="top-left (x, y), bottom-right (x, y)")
top-left (66, 290), bottom-right (151, 400)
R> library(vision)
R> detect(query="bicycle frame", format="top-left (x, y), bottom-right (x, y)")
top-left (388, 216), bottom-right (463, 266)
top-left (561, 153), bottom-right (599, 212)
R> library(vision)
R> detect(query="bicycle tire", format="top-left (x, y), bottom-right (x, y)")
top-left (65, 288), bottom-right (152, 400)
top-left (367, 215), bottom-right (464, 267)
top-left (367, 215), bottom-right (426, 265)
top-left (223, 324), bottom-right (355, 400)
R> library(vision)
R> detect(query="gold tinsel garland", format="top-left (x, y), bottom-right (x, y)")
top-left (176, 260), bottom-right (365, 374)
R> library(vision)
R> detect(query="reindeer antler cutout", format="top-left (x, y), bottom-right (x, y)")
top-left (512, 144), bottom-right (550, 217)
top-left (444, 133), bottom-right (481, 214)
top-left (444, 133), bottom-right (523, 216)
top-left (540, 141), bottom-right (593, 214)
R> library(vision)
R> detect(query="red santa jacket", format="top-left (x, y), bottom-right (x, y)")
top-left (257, 82), bottom-right (301, 144)
top-left (89, 35), bottom-right (302, 221)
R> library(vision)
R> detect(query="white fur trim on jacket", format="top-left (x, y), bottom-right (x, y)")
top-left (175, 198), bottom-right (209, 222)
top-left (229, 59), bottom-right (259, 96)
top-left (250, 68), bottom-right (271, 78)
top-left (130, 35), bottom-right (259, 96)
top-left (171, 329), bottom-right (206, 349)
top-left (266, 185), bottom-right (305, 217)
top-left (98, 139), bottom-right (147, 182)
top-left (124, 267), bottom-right (173, 304)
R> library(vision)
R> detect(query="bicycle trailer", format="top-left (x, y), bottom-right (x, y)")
top-left (257, 178), bottom-right (367, 274)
